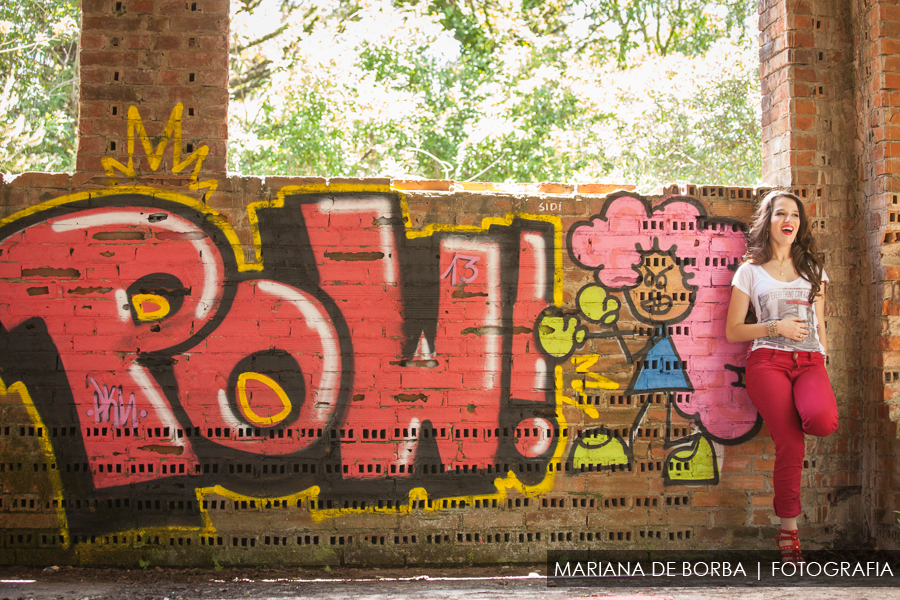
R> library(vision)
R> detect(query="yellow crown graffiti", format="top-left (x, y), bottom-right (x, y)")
top-left (101, 103), bottom-right (218, 198)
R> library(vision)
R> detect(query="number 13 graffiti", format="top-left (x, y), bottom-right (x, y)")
top-left (440, 253), bottom-right (480, 285)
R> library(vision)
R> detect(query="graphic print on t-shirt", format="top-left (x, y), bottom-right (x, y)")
top-left (758, 288), bottom-right (818, 352)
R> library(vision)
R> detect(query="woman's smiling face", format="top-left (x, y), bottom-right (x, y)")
top-left (769, 195), bottom-right (800, 247)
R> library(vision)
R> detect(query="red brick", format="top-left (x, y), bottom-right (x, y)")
top-left (751, 493), bottom-right (775, 507)
top-left (538, 183), bottom-right (574, 194)
top-left (880, 39), bottom-right (900, 56)
top-left (878, 335), bottom-right (900, 351)
top-left (72, 136), bottom-right (106, 154)
top-left (128, 0), bottom-right (155, 13)
top-left (81, 51), bottom-right (126, 67)
top-left (77, 102), bottom-right (108, 119)
top-left (79, 68), bottom-right (109, 84)
top-left (691, 492), bottom-right (749, 508)
top-left (80, 33), bottom-right (107, 50)
top-left (142, 17), bottom-right (170, 32)
top-left (787, 31), bottom-right (814, 48)
top-left (793, 98), bottom-right (818, 114)
top-left (197, 35), bottom-right (228, 51)
top-left (717, 475), bottom-right (767, 491)
top-left (526, 511), bottom-right (586, 527)
top-left (711, 509), bottom-right (748, 526)
top-left (793, 67), bottom-right (818, 81)
top-left (877, 20), bottom-right (900, 38)
top-left (262, 176), bottom-right (328, 190)
top-left (80, 84), bottom-right (140, 103)
top-left (788, 0), bottom-right (812, 16)
top-left (587, 510), bottom-right (658, 527)
top-left (655, 509), bottom-right (708, 527)
top-left (393, 180), bottom-right (453, 191)
top-left (74, 155), bottom-right (103, 172)
top-left (124, 70), bottom-right (155, 86)
top-left (697, 527), bottom-right (727, 542)
top-left (84, 15), bottom-right (145, 32)
top-left (876, 4), bottom-right (900, 21)
top-left (577, 183), bottom-right (635, 194)
top-left (793, 150), bottom-right (816, 166)
top-left (168, 16), bottom-right (225, 33)
top-left (154, 70), bottom-right (180, 86)
top-left (876, 159), bottom-right (900, 176)
top-left (793, 169), bottom-right (819, 185)
top-left (791, 82), bottom-right (815, 97)
top-left (81, 0), bottom-right (111, 13)
top-left (722, 456), bottom-right (752, 472)
top-left (794, 134), bottom-right (818, 150)
top-left (788, 14), bottom-right (814, 29)
top-left (753, 458), bottom-right (775, 472)
top-left (586, 475), bottom-right (651, 494)
top-left (752, 510), bottom-right (777, 525)
top-left (198, 70), bottom-right (229, 87)
top-left (729, 439), bottom-right (770, 456)
top-left (157, 0), bottom-right (187, 13)
top-left (6, 173), bottom-right (71, 189)
top-left (794, 115), bottom-right (815, 130)
top-left (200, 0), bottom-right (231, 17)
top-left (167, 52), bottom-right (228, 70)
top-left (126, 35), bottom-right (152, 49)
top-left (458, 182), bottom-right (498, 191)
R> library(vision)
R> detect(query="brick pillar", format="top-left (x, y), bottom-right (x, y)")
top-left (854, 0), bottom-right (900, 546)
top-left (76, 0), bottom-right (229, 184)
top-left (759, 0), bottom-right (865, 543)
top-left (758, 0), bottom-right (792, 187)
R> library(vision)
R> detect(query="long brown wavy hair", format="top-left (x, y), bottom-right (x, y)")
top-left (743, 190), bottom-right (824, 303)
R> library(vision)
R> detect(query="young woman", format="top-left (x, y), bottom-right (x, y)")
top-left (725, 190), bottom-right (839, 563)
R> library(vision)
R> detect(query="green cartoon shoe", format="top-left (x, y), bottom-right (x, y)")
top-left (571, 430), bottom-right (630, 469)
top-left (664, 435), bottom-right (719, 485)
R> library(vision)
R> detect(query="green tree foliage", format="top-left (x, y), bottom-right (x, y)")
top-left (228, 0), bottom-right (761, 187)
top-left (598, 39), bottom-right (761, 190)
top-left (0, 0), bottom-right (761, 187)
top-left (0, 0), bottom-right (79, 172)
top-left (566, 0), bottom-right (754, 63)
top-left (0, 73), bottom-right (46, 173)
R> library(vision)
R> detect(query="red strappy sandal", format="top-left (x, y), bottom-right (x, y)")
top-left (775, 529), bottom-right (804, 564)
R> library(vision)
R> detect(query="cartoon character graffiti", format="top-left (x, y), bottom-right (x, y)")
top-left (538, 193), bottom-right (761, 484)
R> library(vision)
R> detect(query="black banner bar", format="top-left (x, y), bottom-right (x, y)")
top-left (546, 551), bottom-right (900, 588)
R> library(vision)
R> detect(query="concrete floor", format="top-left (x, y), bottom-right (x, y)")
top-left (0, 565), bottom-right (898, 600)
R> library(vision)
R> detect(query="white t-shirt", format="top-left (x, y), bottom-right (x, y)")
top-left (732, 262), bottom-right (828, 355)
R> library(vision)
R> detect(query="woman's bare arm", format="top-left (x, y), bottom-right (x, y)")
top-left (725, 286), bottom-right (769, 343)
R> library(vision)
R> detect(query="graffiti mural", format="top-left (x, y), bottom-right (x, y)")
top-left (0, 187), bottom-right (564, 538)
top-left (0, 105), bottom-right (769, 554)
top-left (0, 188), bottom-right (765, 543)
top-left (539, 193), bottom-right (761, 485)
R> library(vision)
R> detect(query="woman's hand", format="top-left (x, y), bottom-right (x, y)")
top-left (776, 317), bottom-right (809, 341)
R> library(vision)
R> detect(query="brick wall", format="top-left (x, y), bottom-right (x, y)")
top-left (77, 0), bottom-right (229, 182)
top-left (762, 0), bottom-right (900, 549)
top-left (0, 0), bottom-right (889, 566)
top-left (853, 0), bottom-right (900, 547)
top-left (2, 170), bottom-right (792, 565)
top-left (759, 0), bottom-right (865, 542)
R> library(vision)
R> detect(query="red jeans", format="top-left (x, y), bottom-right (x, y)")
top-left (746, 349), bottom-right (839, 518)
